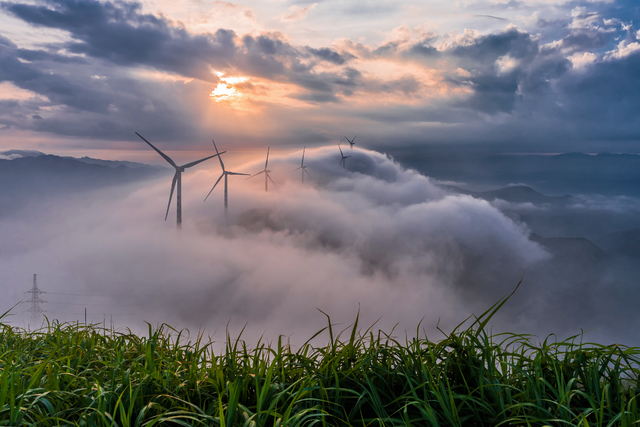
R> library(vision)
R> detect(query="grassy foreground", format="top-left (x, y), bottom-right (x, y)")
top-left (2, 293), bottom-right (640, 426)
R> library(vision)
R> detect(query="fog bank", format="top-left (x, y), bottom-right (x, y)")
top-left (2, 147), bottom-right (638, 346)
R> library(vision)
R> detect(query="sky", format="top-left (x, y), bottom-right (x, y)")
top-left (1, 0), bottom-right (640, 161)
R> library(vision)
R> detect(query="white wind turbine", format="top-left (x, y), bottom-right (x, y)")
top-left (293, 146), bottom-right (311, 183)
top-left (344, 135), bottom-right (356, 149)
top-left (247, 146), bottom-right (276, 192)
top-left (136, 132), bottom-right (224, 228)
top-left (204, 140), bottom-right (249, 210)
top-left (338, 143), bottom-right (350, 168)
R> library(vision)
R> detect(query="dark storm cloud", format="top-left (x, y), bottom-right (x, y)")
top-left (1, 0), bottom-right (235, 82)
top-left (307, 47), bottom-right (354, 65)
top-left (0, 0), bottom-right (385, 112)
top-left (0, 0), bottom-right (372, 138)
top-left (0, 33), bottom-right (207, 141)
top-left (16, 48), bottom-right (88, 63)
top-left (344, 3), bottom-right (639, 149)
top-left (239, 34), bottom-right (291, 78)
top-left (465, 72), bottom-right (520, 113)
top-left (442, 29), bottom-right (540, 113)
top-left (450, 28), bottom-right (537, 63)
top-left (560, 29), bottom-right (613, 52)
top-left (1, 0), bottom-right (639, 151)
top-left (407, 42), bottom-right (439, 57)
top-left (0, 40), bottom-right (113, 112)
top-left (558, 51), bottom-right (640, 128)
top-left (288, 68), bottom-right (361, 101)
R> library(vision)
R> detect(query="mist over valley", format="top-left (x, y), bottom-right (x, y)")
top-left (2, 147), bottom-right (639, 347)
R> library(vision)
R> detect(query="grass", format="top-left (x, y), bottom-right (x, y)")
top-left (1, 289), bottom-right (640, 426)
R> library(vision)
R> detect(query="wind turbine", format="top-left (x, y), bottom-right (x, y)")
top-left (247, 146), bottom-right (276, 192)
top-left (293, 146), bottom-right (311, 183)
top-left (344, 135), bottom-right (356, 149)
top-left (135, 132), bottom-right (224, 228)
top-left (204, 140), bottom-right (249, 210)
top-left (338, 143), bottom-right (350, 168)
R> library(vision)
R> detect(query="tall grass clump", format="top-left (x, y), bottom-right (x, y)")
top-left (1, 289), bottom-right (640, 426)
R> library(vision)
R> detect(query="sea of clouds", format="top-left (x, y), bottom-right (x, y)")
top-left (3, 147), bottom-right (638, 347)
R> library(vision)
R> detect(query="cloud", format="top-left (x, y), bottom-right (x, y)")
top-left (1, 0), bottom-right (640, 153)
top-left (307, 47), bottom-right (354, 65)
top-left (0, 147), bottom-right (556, 344)
top-left (280, 3), bottom-right (317, 22)
top-left (1, 0), bottom-right (237, 82)
top-left (5, 146), bottom-right (640, 344)
top-left (342, 1), bottom-right (399, 16)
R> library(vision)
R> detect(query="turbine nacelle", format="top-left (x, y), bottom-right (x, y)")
top-left (344, 135), bottom-right (356, 149)
top-left (204, 140), bottom-right (249, 207)
top-left (136, 132), bottom-right (224, 227)
top-left (338, 142), bottom-right (350, 168)
top-left (248, 146), bottom-right (276, 192)
top-left (293, 146), bottom-right (311, 183)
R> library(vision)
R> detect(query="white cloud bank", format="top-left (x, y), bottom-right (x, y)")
top-left (1, 147), bottom-right (551, 345)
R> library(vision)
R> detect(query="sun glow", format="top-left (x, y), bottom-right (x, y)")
top-left (210, 72), bottom-right (248, 102)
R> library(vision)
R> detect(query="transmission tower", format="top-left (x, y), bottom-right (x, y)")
top-left (25, 274), bottom-right (46, 328)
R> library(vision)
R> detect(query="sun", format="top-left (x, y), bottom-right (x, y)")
top-left (210, 72), bottom-right (248, 102)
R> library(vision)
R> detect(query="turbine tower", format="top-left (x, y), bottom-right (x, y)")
top-left (25, 274), bottom-right (46, 328)
top-left (247, 146), bottom-right (276, 192)
top-left (344, 135), bottom-right (356, 149)
top-left (204, 140), bottom-right (249, 210)
top-left (136, 132), bottom-right (224, 228)
top-left (338, 143), bottom-right (351, 168)
top-left (293, 146), bottom-right (311, 183)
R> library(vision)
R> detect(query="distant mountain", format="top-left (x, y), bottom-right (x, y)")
top-left (477, 186), bottom-right (572, 205)
top-left (0, 154), bottom-right (165, 216)
top-left (1, 149), bottom-right (162, 169)
top-left (0, 149), bottom-right (46, 159)
top-left (395, 150), bottom-right (640, 196)
top-left (530, 233), bottom-right (607, 262)
top-left (442, 184), bottom-right (572, 205)
top-left (593, 229), bottom-right (640, 259)
top-left (63, 156), bottom-right (165, 170)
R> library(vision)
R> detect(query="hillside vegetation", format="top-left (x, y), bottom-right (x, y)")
top-left (1, 292), bottom-right (639, 426)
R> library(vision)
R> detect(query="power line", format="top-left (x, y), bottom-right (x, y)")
top-left (46, 292), bottom-right (120, 297)
top-left (46, 311), bottom-right (137, 316)
top-left (47, 301), bottom-right (136, 307)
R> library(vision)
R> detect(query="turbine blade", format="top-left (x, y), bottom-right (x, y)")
top-left (212, 139), bottom-right (225, 171)
top-left (136, 132), bottom-right (177, 168)
top-left (181, 151), bottom-right (226, 169)
top-left (293, 166), bottom-right (302, 171)
top-left (265, 146), bottom-right (270, 169)
top-left (338, 143), bottom-right (344, 156)
top-left (267, 173), bottom-right (277, 187)
top-left (165, 172), bottom-right (178, 220)
top-left (301, 146), bottom-right (306, 166)
top-left (204, 173), bottom-right (224, 202)
top-left (352, 135), bottom-right (357, 143)
top-left (247, 170), bottom-right (265, 180)
top-left (227, 172), bottom-right (250, 176)
top-left (304, 168), bottom-right (311, 178)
